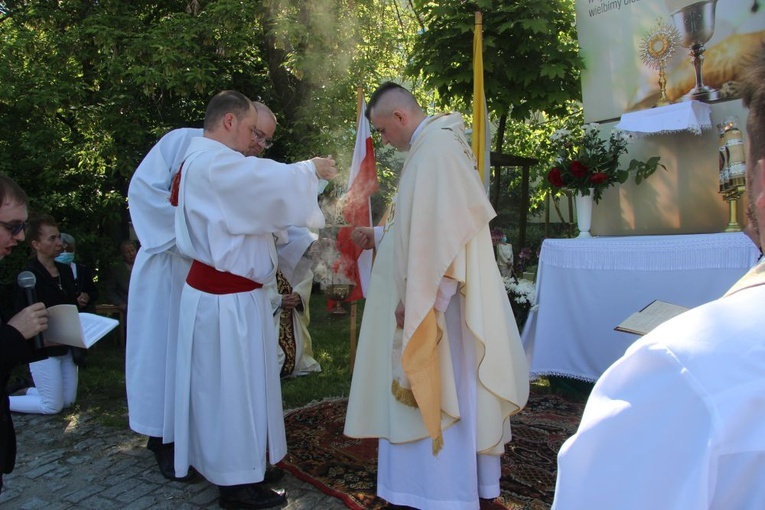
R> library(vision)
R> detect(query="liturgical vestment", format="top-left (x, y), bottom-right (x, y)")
top-left (173, 136), bottom-right (324, 486)
top-left (345, 113), bottom-right (529, 509)
top-left (127, 127), bottom-right (200, 440)
top-left (553, 260), bottom-right (765, 510)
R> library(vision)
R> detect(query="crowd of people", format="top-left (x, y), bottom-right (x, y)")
top-left (3, 43), bottom-right (765, 510)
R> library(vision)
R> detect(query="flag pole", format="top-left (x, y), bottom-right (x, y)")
top-left (472, 10), bottom-right (490, 192)
top-left (349, 86), bottom-right (362, 376)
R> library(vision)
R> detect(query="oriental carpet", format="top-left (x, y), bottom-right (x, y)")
top-left (279, 390), bottom-right (585, 510)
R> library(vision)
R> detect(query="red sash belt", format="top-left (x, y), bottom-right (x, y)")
top-left (186, 260), bottom-right (262, 295)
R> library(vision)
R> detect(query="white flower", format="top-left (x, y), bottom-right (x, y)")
top-left (611, 129), bottom-right (631, 144)
top-left (551, 129), bottom-right (571, 142)
top-left (503, 277), bottom-right (536, 306)
top-left (583, 123), bottom-right (601, 135)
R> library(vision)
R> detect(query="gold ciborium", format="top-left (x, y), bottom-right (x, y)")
top-left (722, 184), bottom-right (745, 232)
top-left (326, 283), bottom-right (354, 315)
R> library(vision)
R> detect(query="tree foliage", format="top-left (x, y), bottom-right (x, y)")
top-left (406, 0), bottom-right (583, 121)
top-left (0, 0), bottom-right (583, 284)
top-left (0, 0), bottom-right (413, 281)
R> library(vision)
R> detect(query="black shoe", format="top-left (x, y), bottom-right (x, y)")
top-left (219, 484), bottom-right (287, 509)
top-left (148, 440), bottom-right (198, 482)
top-left (263, 465), bottom-right (284, 484)
top-left (6, 375), bottom-right (31, 395)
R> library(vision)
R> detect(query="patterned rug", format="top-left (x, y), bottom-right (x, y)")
top-left (280, 391), bottom-right (585, 510)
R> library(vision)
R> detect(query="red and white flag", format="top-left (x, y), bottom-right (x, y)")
top-left (335, 96), bottom-right (378, 301)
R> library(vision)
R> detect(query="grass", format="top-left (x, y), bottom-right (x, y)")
top-left (279, 291), bottom-right (359, 409)
top-left (13, 291), bottom-right (590, 429)
top-left (46, 290), bottom-right (357, 427)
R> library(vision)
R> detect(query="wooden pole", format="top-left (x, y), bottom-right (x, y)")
top-left (349, 302), bottom-right (357, 375)
top-left (349, 86), bottom-right (363, 376)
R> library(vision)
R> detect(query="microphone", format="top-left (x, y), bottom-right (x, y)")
top-left (17, 271), bottom-right (45, 351)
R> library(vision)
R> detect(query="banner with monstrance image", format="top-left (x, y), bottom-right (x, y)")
top-left (577, 0), bottom-right (765, 123)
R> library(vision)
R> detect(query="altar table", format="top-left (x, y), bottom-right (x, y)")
top-left (520, 233), bottom-right (761, 382)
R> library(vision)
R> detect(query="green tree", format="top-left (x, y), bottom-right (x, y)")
top-left (0, 0), bottom-right (415, 282)
top-left (406, 0), bottom-right (582, 120)
top-left (405, 0), bottom-right (583, 249)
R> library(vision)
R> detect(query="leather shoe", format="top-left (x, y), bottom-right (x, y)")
top-left (219, 484), bottom-right (287, 509)
top-left (152, 443), bottom-right (198, 482)
top-left (263, 465), bottom-right (284, 484)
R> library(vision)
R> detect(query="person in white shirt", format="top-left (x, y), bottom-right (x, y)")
top-left (552, 43), bottom-right (765, 510)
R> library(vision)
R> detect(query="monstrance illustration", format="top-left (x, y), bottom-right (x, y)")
top-left (639, 17), bottom-right (681, 107)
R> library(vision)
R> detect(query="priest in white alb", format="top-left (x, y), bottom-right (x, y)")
top-left (171, 90), bottom-right (337, 510)
top-left (126, 127), bottom-right (200, 481)
top-left (344, 82), bottom-right (529, 510)
top-left (267, 226), bottom-right (321, 377)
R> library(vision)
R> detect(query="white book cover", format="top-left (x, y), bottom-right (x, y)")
top-left (45, 304), bottom-right (119, 348)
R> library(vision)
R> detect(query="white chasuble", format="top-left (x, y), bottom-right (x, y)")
top-left (346, 113), bottom-right (528, 448)
top-left (345, 113), bottom-right (529, 509)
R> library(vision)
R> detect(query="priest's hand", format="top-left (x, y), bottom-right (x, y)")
top-left (312, 156), bottom-right (338, 181)
top-left (395, 301), bottom-right (405, 329)
top-left (351, 227), bottom-right (375, 250)
top-left (281, 293), bottom-right (301, 311)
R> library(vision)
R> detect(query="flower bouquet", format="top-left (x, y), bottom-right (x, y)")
top-left (503, 276), bottom-right (536, 330)
top-left (545, 123), bottom-right (664, 203)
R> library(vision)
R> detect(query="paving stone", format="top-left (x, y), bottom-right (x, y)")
top-left (0, 409), bottom-right (350, 510)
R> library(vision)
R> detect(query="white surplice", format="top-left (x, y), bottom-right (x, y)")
top-left (126, 127), bottom-right (201, 439)
top-left (553, 261), bottom-right (765, 510)
top-left (172, 136), bottom-right (323, 486)
top-left (274, 226), bottom-right (320, 377)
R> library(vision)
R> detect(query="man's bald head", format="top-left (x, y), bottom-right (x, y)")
top-left (365, 82), bottom-right (426, 152)
top-left (203, 90), bottom-right (259, 155)
top-left (247, 101), bottom-right (277, 157)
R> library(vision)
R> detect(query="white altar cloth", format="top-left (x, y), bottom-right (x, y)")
top-left (521, 232), bottom-right (760, 382)
top-left (615, 100), bottom-right (712, 136)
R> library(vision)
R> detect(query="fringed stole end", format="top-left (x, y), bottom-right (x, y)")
top-left (391, 378), bottom-right (418, 408)
top-left (432, 433), bottom-right (444, 456)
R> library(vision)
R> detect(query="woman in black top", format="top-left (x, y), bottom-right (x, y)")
top-left (9, 214), bottom-right (79, 415)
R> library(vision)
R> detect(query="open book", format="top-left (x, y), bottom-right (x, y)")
top-left (615, 300), bottom-right (690, 336)
top-left (45, 304), bottom-right (119, 348)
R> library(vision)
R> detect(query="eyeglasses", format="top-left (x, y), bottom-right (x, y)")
top-left (254, 129), bottom-right (274, 149)
top-left (0, 220), bottom-right (28, 236)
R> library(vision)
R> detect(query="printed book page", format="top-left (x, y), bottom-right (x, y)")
top-left (45, 304), bottom-right (119, 348)
top-left (615, 300), bottom-right (690, 336)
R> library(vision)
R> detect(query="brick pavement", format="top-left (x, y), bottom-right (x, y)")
top-left (0, 410), bottom-right (347, 510)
